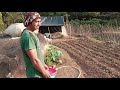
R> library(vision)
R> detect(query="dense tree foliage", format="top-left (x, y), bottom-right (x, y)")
top-left (0, 12), bottom-right (120, 32)
top-left (0, 12), bottom-right (5, 31)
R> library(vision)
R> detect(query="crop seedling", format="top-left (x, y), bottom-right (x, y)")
top-left (45, 45), bottom-right (63, 67)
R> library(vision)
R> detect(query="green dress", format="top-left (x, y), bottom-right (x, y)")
top-left (20, 30), bottom-right (45, 78)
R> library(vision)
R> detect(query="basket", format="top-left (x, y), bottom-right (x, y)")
top-left (47, 67), bottom-right (57, 78)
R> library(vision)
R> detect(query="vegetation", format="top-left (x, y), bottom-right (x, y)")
top-left (1, 12), bottom-right (120, 32)
top-left (0, 12), bottom-right (5, 31)
top-left (45, 45), bottom-right (63, 66)
top-left (0, 12), bottom-right (24, 32)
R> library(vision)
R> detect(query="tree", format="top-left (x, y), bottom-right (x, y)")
top-left (0, 12), bottom-right (5, 31)
top-left (1, 12), bottom-right (24, 30)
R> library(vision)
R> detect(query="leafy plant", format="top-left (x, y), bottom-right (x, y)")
top-left (45, 45), bottom-right (63, 66)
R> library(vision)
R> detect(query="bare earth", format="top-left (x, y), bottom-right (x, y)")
top-left (0, 33), bottom-right (120, 78)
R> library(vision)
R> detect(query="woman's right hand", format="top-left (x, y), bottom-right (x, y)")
top-left (42, 69), bottom-right (50, 78)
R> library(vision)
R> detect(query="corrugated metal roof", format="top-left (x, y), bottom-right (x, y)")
top-left (41, 16), bottom-right (64, 26)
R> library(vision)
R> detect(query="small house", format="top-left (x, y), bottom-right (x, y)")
top-left (39, 16), bottom-right (68, 38)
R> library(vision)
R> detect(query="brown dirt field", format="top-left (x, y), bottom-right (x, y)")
top-left (52, 36), bottom-right (120, 78)
top-left (0, 33), bottom-right (120, 78)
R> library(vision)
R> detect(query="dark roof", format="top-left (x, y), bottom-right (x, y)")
top-left (41, 16), bottom-right (64, 26)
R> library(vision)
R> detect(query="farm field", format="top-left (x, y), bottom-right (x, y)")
top-left (0, 33), bottom-right (120, 78)
top-left (52, 36), bottom-right (120, 78)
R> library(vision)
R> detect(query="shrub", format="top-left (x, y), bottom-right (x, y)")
top-left (45, 45), bottom-right (63, 66)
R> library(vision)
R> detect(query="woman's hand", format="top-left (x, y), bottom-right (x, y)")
top-left (42, 69), bottom-right (50, 78)
top-left (44, 64), bottom-right (49, 70)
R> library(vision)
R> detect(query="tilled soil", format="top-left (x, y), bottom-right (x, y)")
top-left (0, 33), bottom-right (120, 78)
top-left (52, 36), bottom-right (120, 78)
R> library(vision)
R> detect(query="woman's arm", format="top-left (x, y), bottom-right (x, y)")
top-left (26, 49), bottom-right (50, 78)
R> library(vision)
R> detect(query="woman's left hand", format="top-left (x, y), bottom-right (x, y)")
top-left (44, 64), bottom-right (49, 70)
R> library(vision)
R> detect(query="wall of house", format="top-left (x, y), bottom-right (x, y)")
top-left (39, 26), bottom-right (62, 34)
top-left (61, 26), bottom-right (68, 37)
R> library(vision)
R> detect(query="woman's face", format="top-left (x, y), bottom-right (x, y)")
top-left (31, 18), bottom-right (41, 31)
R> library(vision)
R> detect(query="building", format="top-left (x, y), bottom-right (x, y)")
top-left (39, 16), bottom-right (68, 38)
